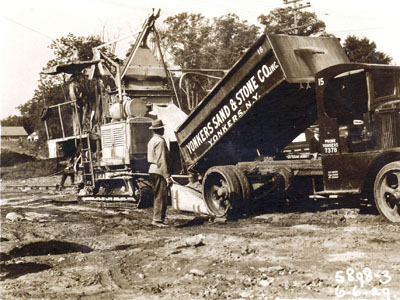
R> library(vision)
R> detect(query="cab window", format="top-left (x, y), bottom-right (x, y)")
top-left (323, 70), bottom-right (368, 125)
top-left (371, 70), bottom-right (396, 99)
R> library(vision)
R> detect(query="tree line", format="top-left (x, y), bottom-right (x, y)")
top-left (1, 8), bottom-right (392, 141)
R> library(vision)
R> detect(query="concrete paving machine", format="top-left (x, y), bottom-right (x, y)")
top-left (42, 10), bottom-right (186, 206)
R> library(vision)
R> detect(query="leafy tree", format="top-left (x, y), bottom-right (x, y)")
top-left (1, 115), bottom-right (24, 127)
top-left (18, 84), bottom-right (66, 137)
top-left (211, 14), bottom-right (261, 68)
top-left (16, 34), bottom-right (104, 141)
top-left (343, 35), bottom-right (392, 64)
top-left (258, 7), bottom-right (326, 36)
top-left (161, 13), bottom-right (259, 69)
top-left (161, 13), bottom-right (213, 69)
top-left (160, 13), bottom-right (260, 111)
top-left (48, 33), bottom-right (103, 67)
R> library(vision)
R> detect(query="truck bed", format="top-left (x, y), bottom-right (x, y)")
top-left (175, 34), bottom-right (349, 172)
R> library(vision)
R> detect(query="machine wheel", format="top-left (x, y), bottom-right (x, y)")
top-left (226, 165), bottom-right (252, 214)
top-left (374, 161), bottom-right (400, 222)
top-left (203, 166), bottom-right (242, 218)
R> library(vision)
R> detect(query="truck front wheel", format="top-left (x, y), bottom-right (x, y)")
top-left (374, 161), bottom-right (400, 222)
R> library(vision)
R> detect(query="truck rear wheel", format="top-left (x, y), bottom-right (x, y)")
top-left (374, 161), bottom-right (400, 222)
top-left (226, 165), bottom-right (252, 214)
top-left (203, 166), bottom-right (242, 218)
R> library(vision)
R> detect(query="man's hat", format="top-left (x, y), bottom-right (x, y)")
top-left (149, 119), bottom-right (165, 130)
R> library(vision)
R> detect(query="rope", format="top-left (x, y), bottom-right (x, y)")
top-left (45, 170), bottom-right (64, 177)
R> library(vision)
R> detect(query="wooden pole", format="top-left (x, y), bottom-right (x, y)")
top-left (58, 105), bottom-right (65, 138)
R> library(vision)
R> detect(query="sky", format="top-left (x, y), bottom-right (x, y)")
top-left (1, 0), bottom-right (399, 119)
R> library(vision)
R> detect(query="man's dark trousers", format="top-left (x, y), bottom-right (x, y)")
top-left (60, 169), bottom-right (75, 187)
top-left (149, 173), bottom-right (167, 222)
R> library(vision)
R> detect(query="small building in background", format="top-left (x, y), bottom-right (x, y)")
top-left (1, 126), bottom-right (28, 141)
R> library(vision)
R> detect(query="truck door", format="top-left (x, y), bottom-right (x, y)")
top-left (369, 69), bottom-right (400, 150)
top-left (318, 68), bottom-right (376, 192)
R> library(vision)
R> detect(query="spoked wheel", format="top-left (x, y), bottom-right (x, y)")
top-left (203, 166), bottom-right (242, 217)
top-left (374, 161), bottom-right (400, 222)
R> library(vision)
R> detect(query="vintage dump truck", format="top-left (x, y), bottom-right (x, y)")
top-left (173, 34), bottom-right (400, 223)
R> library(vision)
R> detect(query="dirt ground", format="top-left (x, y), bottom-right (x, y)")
top-left (1, 174), bottom-right (399, 300)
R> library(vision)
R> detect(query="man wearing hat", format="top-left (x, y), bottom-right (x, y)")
top-left (147, 119), bottom-right (172, 227)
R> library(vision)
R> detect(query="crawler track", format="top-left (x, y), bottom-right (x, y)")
top-left (78, 195), bottom-right (141, 208)
top-left (1, 184), bottom-right (145, 208)
top-left (1, 185), bottom-right (75, 192)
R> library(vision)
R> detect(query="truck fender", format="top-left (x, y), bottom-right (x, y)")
top-left (362, 148), bottom-right (400, 196)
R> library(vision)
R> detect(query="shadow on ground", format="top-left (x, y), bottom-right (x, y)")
top-left (251, 194), bottom-right (378, 216)
top-left (0, 262), bottom-right (52, 280)
top-left (5, 240), bottom-right (93, 261)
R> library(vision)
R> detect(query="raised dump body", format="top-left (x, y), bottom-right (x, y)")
top-left (175, 34), bottom-right (349, 172)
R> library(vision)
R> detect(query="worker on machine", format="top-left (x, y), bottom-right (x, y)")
top-left (147, 119), bottom-right (173, 227)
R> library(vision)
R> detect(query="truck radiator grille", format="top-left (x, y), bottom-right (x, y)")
top-left (380, 113), bottom-right (399, 149)
top-left (102, 127), bottom-right (125, 148)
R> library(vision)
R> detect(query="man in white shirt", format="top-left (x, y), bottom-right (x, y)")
top-left (147, 119), bottom-right (172, 227)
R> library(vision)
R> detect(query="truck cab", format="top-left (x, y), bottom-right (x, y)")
top-left (316, 64), bottom-right (400, 221)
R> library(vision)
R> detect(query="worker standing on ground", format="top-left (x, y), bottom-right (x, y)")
top-left (59, 155), bottom-right (76, 190)
top-left (147, 119), bottom-right (172, 227)
top-left (59, 149), bottom-right (81, 190)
